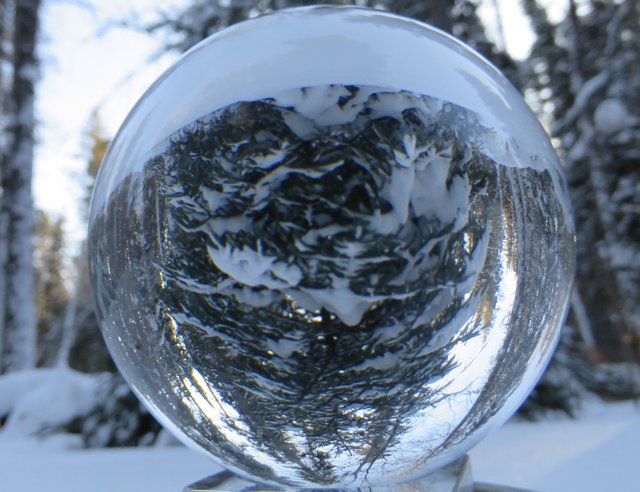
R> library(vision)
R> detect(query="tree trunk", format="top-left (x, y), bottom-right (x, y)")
top-left (1, 0), bottom-right (40, 373)
top-left (56, 253), bottom-right (82, 368)
top-left (0, 0), bottom-right (12, 372)
top-left (0, 207), bottom-right (6, 370)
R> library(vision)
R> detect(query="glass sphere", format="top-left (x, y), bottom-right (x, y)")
top-left (88, 6), bottom-right (575, 488)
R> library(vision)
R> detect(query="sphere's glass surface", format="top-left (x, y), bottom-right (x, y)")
top-left (88, 6), bottom-right (575, 488)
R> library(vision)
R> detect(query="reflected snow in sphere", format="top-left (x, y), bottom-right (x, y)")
top-left (88, 6), bottom-right (575, 488)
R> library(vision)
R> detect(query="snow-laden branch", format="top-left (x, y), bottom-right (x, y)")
top-left (553, 71), bottom-right (608, 135)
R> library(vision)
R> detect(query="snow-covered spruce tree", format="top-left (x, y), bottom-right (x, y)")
top-left (543, 0), bottom-right (639, 363)
top-left (518, 0), bottom-right (640, 416)
top-left (0, 0), bottom-right (40, 374)
top-left (515, 0), bottom-right (587, 417)
top-left (561, 0), bottom-right (640, 365)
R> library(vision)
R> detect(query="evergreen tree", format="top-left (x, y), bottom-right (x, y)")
top-left (565, 0), bottom-right (640, 363)
top-left (518, 0), bottom-right (640, 415)
top-left (33, 211), bottom-right (69, 367)
top-left (58, 114), bottom-right (113, 373)
top-left (0, 0), bottom-right (41, 374)
top-left (524, 0), bottom-right (639, 362)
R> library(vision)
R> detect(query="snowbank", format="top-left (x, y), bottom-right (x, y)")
top-left (0, 368), bottom-right (107, 438)
top-left (0, 395), bottom-right (637, 491)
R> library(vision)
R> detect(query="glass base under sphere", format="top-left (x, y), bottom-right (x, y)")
top-left (185, 456), bottom-right (475, 491)
top-left (88, 6), bottom-right (575, 489)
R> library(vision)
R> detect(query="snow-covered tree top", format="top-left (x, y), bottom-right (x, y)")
top-left (92, 6), bottom-right (562, 217)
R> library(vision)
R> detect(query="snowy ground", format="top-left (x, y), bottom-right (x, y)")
top-left (0, 400), bottom-right (638, 492)
top-left (469, 400), bottom-right (640, 491)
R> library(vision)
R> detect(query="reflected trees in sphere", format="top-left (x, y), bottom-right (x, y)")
top-left (88, 6), bottom-right (575, 488)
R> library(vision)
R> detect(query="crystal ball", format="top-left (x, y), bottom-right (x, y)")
top-left (88, 6), bottom-right (575, 488)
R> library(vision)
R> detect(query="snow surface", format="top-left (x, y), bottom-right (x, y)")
top-left (469, 400), bottom-right (640, 491)
top-left (0, 369), bottom-right (107, 438)
top-left (0, 439), bottom-right (216, 492)
top-left (0, 399), bottom-right (638, 491)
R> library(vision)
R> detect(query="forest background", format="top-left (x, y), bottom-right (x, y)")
top-left (0, 0), bottom-right (639, 449)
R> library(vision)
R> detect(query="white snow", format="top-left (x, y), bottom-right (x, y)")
top-left (0, 399), bottom-right (637, 491)
top-left (382, 159), bottom-right (414, 225)
top-left (226, 285), bottom-right (283, 310)
top-left (266, 337), bottom-right (301, 359)
top-left (351, 350), bottom-right (399, 372)
top-left (288, 280), bottom-right (374, 327)
top-left (207, 242), bottom-right (303, 289)
top-left (0, 369), bottom-right (107, 438)
top-left (410, 153), bottom-right (471, 232)
top-left (272, 85), bottom-right (360, 127)
top-left (470, 400), bottom-right (640, 492)
top-left (593, 98), bottom-right (638, 135)
top-left (0, 439), bottom-right (218, 492)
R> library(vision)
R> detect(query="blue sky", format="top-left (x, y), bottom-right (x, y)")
top-left (35, 0), bottom-right (179, 244)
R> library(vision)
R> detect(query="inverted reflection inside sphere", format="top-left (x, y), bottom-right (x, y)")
top-left (88, 6), bottom-right (575, 489)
